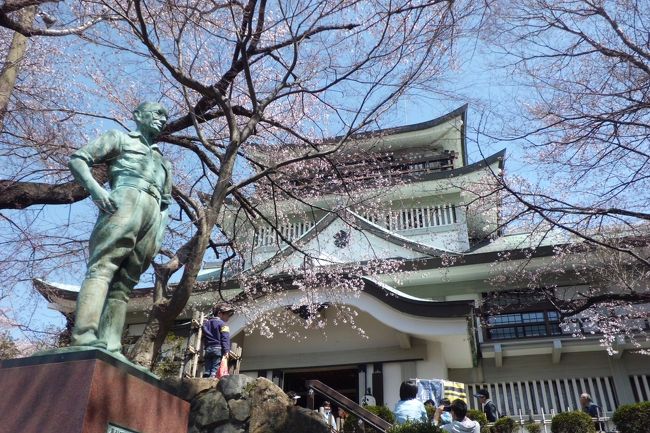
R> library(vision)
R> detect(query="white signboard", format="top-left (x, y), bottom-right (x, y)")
top-left (107, 423), bottom-right (139, 433)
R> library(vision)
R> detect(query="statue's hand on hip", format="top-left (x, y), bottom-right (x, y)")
top-left (91, 188), bottom-right (117, 214)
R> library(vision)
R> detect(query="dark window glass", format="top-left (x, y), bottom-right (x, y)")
top-left (522, 312), bottom-right (544, 323)
top-left (489, 327), bottom-right (518, 340)
top-left (522, 324), bottom-right (546, 337)
top-left (485, 308), bottom-right (563, 341)
top-left (549, 324), bottom-right (563, 336)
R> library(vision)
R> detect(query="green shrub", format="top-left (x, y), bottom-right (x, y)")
top-left (551, 411), bottom-right (595, 433)
top-left (387, 421), bottom-right (442, 433)
top-left (343, 405), bottom-right (395, 433)
top-left (524, 420), bottom-right (542, 433)
top-left (612, 401), bottom-right (650, 433)
top-left (467, 409), bottom-right (488, 427)
top-left (370, 405), bottom-right (396, 424)
top-left (493, 417), bottom-right (517, 433)
top-left (480, 427), bottom-right (494, 433)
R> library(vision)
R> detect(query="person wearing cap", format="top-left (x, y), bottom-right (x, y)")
top-left (202, 303), bottom-right (234, 378)
top-left (287, 391), bottom-right (301, 406)
top-left (473, 389), bottom-right (498, 422)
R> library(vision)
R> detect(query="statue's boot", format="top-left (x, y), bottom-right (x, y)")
top-left (71, 278), bottom-right (108, 348)
top-left (98, 297), bottom-right (129, 362)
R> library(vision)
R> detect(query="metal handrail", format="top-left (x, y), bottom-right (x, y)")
top-left (306, 380), bottom-right (393, 433)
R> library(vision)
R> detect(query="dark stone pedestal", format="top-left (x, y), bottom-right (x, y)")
top-left (0, 349), bottom-right (189, 433)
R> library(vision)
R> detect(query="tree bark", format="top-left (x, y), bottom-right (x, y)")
top-left (128, 235), bottom-right (208, 368)
top-left (0, 167), bottom-right (107, 209)
top-left (0, 5), bottom-right (35, 129)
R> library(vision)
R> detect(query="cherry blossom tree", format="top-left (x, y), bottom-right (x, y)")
top-left (0, 0), bottom-right (486, 367)
top-left (475, 0), bottom-right (650, 351)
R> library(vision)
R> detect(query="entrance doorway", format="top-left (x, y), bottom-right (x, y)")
top-left (283, 366), bottom-right (359, 409)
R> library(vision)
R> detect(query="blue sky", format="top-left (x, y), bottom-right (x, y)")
top-left (2, 28), bottom-right (539, 342)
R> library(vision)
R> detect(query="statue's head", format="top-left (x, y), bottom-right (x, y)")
top-left (133, 102), bottom-right (168, 137)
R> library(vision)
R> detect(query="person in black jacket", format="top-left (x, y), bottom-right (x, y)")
top-left (473, 389), bottom-right (499, 422)
top-left (202, 303), bottom-right (234, 378)
top-left (580, 393), bottom-right (603, 431)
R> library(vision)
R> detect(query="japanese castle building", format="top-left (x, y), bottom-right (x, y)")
top-left (36, 106), bottom-right (649, 417)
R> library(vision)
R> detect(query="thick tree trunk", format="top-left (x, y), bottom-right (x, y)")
top-left (129, 135), bottom-right (242, 369)
top-left (127, 298), bottom-right (171, 368)
top-left (0, 5), bottom-right (36, 128)
top-left (128, 234), bottom-right (210, 368)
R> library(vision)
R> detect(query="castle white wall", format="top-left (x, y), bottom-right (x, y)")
top-left (253, 217), bottom-right (430, 273)
top-left (416, 341), bottom-right (448, 380)
top-left (242, 309), bottom-right (404, 358)
top-left (383, 363), bottom-right (403, 410)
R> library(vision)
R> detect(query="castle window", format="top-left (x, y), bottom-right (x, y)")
top-left (482, 291), bottom-right (564, 341)
top-left (486, 310), bottom-right (563, 340)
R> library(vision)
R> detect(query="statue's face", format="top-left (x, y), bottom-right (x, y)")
top-left (134, 103), bottom-right (168, 137)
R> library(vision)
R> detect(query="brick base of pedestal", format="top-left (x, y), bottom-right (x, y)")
top-left (0, 349), bottom-right (189, 433)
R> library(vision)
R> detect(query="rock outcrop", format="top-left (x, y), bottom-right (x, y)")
top-left (174, 375), bottom-right (329, 433)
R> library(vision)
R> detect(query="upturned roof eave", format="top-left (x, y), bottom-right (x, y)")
top-left (325, 104), bottom-right (469, 162)
top-left (246, 105), bottom-right (469, 169)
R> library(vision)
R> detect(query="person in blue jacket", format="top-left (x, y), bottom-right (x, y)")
top-left (394, 380), bottom-right (428, 424)
top-left (202, 303), bottom-right (235, 378)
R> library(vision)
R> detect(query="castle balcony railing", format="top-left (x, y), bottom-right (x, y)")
top-left (253, 221), bottom-right (316, 248)
top-left (361, 204), bottom-right (458, 232)
top-left (252, 204), bottom-right (459, 248)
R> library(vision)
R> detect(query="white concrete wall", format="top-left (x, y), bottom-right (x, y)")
top-left (242, 310), bottom-right (404, 358)
top-left (383, 362), bottom-right (403, 410)
top-left (382, 343), bottom-right (450, 410)
top-left (402, 225), bottom-right (468, 252)
top-left (257, 217), bottom-right (429, 273)
top-left (449, 352), bottom-right (612, 384)
top-left (228, 290), bottom-right (474, 371)
top-left (416, 341), bottom-right (448, 380)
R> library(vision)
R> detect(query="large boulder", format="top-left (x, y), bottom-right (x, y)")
top-left (164, 377), bottom-right (215, 401)
top-left (229, 398), bottom-right (252, 422)
top-left (248, 378), bottom-right (292, 433)
top-left (190, 389), bottom-right (230, 429)
top-left (184, 374), bottom-right (329, 433)
top-left (218, 374), bottom-right (255, 400)
top-left (282, 406), bottom-right (331, 433)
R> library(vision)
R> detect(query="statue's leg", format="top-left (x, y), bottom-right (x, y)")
top-left (98, 276), bottom-right (136, 356)
top-left (73, 188), bottom-right (141, 348)
top-left (98, 191), bottom-right (162, 356)
top-left (71, 278), bottom-right (110, 347)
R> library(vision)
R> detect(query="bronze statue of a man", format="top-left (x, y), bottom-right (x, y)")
top-left (68, 102), bottom-right (172, 358)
